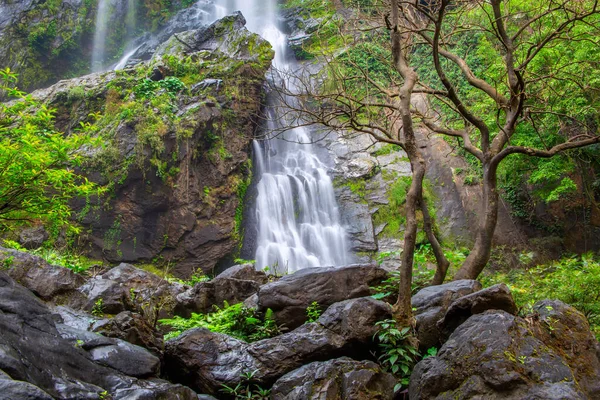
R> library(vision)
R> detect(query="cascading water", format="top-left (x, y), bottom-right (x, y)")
top-left (106, 0), bottom-right (351, 273)
top-left (215, 0), bottom-right (351, 273)
top-left (91, 0), bottom-right (110, 72)
top-left (93, 0), bottom-right (138, 71)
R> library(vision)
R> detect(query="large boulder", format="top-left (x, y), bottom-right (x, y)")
top-left (437, 283), bottom-right (518, 340)
top-left (412, 279), bottom-right (482, 351)
top-left (18, 226), bottom-right (49, 249)
top-left (0, 247), bottom-right (85, 303)
top-left (0, 374), bottom-right (53, 400)
top-left (0, 272), bottom-right (197, 399)
top-left (409, 304), bottom-right (600, 399)
top-left (254, 264), bottom-right (388, 329)
top-left (95, 311), bottom-right (164, 356)
top-left (56, 323), bottom-right (161, 378)
top-left (271, 357), bottom-right (397, 400)
top-left (532, 300), bottom-right (600, 396)
top-left (71, 263), bottom-right (185, 317)
top-left (175, 264), bottom-right (267, 317)
top-left (164, 297), bottom-right (391, 395)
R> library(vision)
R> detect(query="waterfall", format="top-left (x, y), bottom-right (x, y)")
top-left (216, 0), bottom-right (351, 273)
top-left (93, 0), bottom-right (138, 72)
top-left (91, 0), bottom-right (110, 72)
top-left (105, 0), bottom-right (351, 272)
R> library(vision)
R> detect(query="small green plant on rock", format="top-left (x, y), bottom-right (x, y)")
top-left (373, 319), bottom-right (420, 392)
top-left (220, 370), bottom-right (270, 400)
top-left (92, 298), bottom-right (104, 317)
top-left (305, 301), bottom-right (322, 323)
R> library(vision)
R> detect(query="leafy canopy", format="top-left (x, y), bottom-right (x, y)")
top-left (0, 68), bottom-right (103, 234)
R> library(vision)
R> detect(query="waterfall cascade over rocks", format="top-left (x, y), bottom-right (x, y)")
top-left (104, 0), bottom-right (351, 273)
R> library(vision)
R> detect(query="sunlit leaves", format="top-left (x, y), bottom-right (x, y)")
top-left (0, 68), bottom-right (104, 233)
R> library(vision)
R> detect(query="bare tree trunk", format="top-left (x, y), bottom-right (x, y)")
top-left (389, 0), bottom-right (420, 325)
top-left (420, 194), bottom-right (450, 285)
top-left (454, 161), bottom-right (499, 280)
top-left (394, 153), bottom-right (425, 324)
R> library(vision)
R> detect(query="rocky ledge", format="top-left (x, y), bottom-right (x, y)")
top-left (1, 245), bottom-right (599, 399)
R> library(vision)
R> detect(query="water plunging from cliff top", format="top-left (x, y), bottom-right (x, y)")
top-left (217, 0), bottom-right (351, 273)
top-left (94, 0), bottom-right (137, 72)
top-left (91, 0), bottom-right (110, 72)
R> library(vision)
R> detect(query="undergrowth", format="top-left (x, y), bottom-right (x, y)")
top-left (481, 252), bottom-right (600, 339)
top-left (2, 239), bottom-right (99, 274)
top-left (159, 302), bottom-right (281, 342)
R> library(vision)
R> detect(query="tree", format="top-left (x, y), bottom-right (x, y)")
top-left (275, 0), bottom-right (600, 321)
top-left (0, 68), bottom-right (103, 236)
top-left (406, 0), bottom-right (600, 279)
top-left (271, 0), bottom-right (449, 322)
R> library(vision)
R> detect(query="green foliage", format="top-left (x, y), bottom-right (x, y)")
top-left (159, 302), bottom-right (281, 342)
top-left (482, 253), bottom-right (600, 339)
top-left (371, 144), bottom-right (403, 157)
top-left (371, 245), bottom-right (437, 301)
top-left (305, 301), bottom-right (322, 323)
top-left (92, 298), bottom-right (104, 317)
top-left (134, 77), bottom-right (186, 99)
top-left (0, 69), bottom-right (103, 234)
top-left (234, 258), bottom-right (256, 265)
top-left (174, 269), bottom-right (210, 286)
top-left (373, 319), bottom-right (420, 391)
top-left (220, 370), bottom-right (271, 400)
top-left (2, 239), bottom-right (98, 274)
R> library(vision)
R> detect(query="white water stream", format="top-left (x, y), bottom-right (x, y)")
top-left (104, 0), bottom-right (351, 273)
top-left (217, 0), bottom-right (351, 273)
top-left (91, 0), bottom-right (109, 72)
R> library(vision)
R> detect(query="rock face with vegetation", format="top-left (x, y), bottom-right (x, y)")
top-left (409, 301), bottom-right (600, 399)
top-left (0, 0), bottom-right (199, 91)
top-left (26, 13), bottom-right (273, 277)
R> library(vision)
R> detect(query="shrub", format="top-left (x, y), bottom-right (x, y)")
top-left (482, 253), bottom-right (600, 339)
top-left (159, 302), bottom-right (281, 342)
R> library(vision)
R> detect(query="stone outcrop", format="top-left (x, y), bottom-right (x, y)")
top-left (412, 279), bottom-right (482, 351)
top-left (94, 311), bottom-right (164, 356)
top-left (18, 226), bottom-right (49, 249)
top-left (0, 271), bottom-right (198, 399)
top-left (175, 263), bottom-right (268, 316)
top-left (409, 302), bottom-right (600, 399)
top-left (71, 263), bottom-right (186, 318)
top-left (0, 247), bottom-right (85, 303)
top-left (271, 357), bottom-right (397, 400)
top-left (26, 14), bottom-right (273, 277)
top-left (252, 264), bottom-right (388, 329)
top-left (164, 297), bottom-right (391, 395)
top-left (437, 283), bottom-right (518, 340)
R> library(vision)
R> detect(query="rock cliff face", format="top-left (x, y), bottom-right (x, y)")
top-left (27, 14), bottom-right (273, 277)
top-left (0, 0), bottom-right (200, 92)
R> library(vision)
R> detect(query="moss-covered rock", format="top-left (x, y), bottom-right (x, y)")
top-left (27, 14), bottom-right (274, 277)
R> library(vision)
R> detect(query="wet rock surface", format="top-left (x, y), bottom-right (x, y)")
top-left (164, 297), bottom-right (391, 395)
top-left (438, 283), bottom-right (518, 340)
top-left (254, 264), bottom-right (388, 329)
top-left (71, 263), bottom-right (186, 318)
top-left (0, 271), bottom-right (198, 399)
top-left (95, 311), bottom-right (164, 356)
top-left (0, 247), bottom-right (85, 303)
top-left (409, 303), bottom-right (600, 400)
top-left (271, 357), bottom-right (397, 400)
